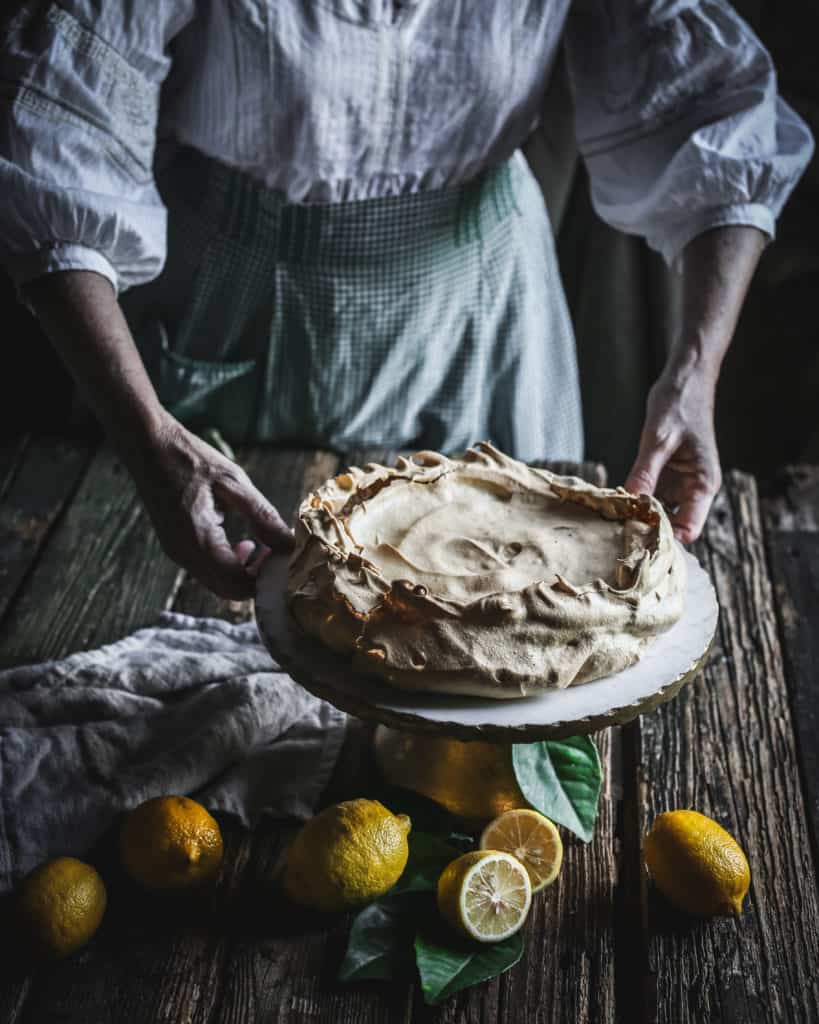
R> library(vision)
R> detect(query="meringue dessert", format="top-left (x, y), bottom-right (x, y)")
top-left (287, 442), bottom-right (686, 698)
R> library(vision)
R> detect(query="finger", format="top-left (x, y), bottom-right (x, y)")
top-left (670, 486), bottom-right (715, 545)
top-left (624, 438), bottom-right (671, 496)
top-left (233, 539), bottom-right (259, 566)
top-left (186, 488), bottom-right (257, 599)
top-left (197, 527), bottom-right (257, 599)
top-left (232, 539), bottom-right (272, 575)
top-left (246, 546), bottom-right (273, 577)
top-left (214, 473), bottom-right (295, 554)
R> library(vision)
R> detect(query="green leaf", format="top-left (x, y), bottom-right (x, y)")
top-left (512, 737), bottom-right (602, 842)
top-left (338, 894), bottom-right (417, 982)
top-left (371, 784), bottom-right (459, 833)
top-left (339, 830), bottom-right (474, 985)
top-left (392, 831), bottom-right (474, 894)
top-left (414, 910), bottom-right (524, 1005)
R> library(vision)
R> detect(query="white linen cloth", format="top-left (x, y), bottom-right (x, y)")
top-left (0, 612), bottom-right (347, 892)
top-left (0, 0), bottom-right (813, 294)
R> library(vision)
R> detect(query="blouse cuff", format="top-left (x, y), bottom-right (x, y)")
top-left (14, 243), bottom-right (119, 298)
top-left (660, 204), bottom-right (776, 267)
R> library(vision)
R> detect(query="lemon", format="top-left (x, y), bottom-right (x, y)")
top-left (16, 857), bottom-right (107, 959)
top-left (120, 795), bottom-right (224, 890)
top-left (480, 809), bottom-right (563, 892)
top-left (437, 850), bottom-right (532, 943)
top-left (282, 798), bottom-right (411, 911)
top-left (643, 809), bottom-right (750, 917)
top-left (373, 728), bottom-right (526, 823)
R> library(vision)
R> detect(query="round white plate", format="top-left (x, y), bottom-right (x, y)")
top-left (255, 547), bottom-right (718, 741)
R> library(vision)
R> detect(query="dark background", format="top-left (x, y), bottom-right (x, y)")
top-left (2, 1), bottom-right (817, 483)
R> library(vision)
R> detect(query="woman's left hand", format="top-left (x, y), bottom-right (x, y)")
top-left (624, 369), bottom-right (722, 544)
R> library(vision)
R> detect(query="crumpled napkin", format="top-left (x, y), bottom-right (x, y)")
top-left (0, 612), bottom-right (347, 891)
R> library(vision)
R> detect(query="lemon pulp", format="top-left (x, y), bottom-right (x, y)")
top-left (480, 809), bottom-right (563, 891)
top-left (438, 851), bottom-right (532, 942)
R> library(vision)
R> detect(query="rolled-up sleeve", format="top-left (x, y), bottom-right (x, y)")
top-left (0, 1), bottom-right (194, 294)
top-left (564, 0), bottom-right (815, 265)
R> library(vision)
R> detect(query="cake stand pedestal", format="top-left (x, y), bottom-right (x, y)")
top-left (255, 549), bottom-right (717, 818)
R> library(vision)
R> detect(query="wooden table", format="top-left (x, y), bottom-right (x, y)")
top-left (0, 440), bottom-right (817, 1024)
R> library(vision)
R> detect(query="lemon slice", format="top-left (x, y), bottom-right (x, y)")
top-left (479, 809), bottom-right (563, 892)
top-left (437, 850), bottom-right (532, 943)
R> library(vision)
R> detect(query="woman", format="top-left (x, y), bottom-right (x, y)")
top-left (0, 1), bottom-right (812, 598)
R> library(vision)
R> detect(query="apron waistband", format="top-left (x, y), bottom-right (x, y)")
top-left (160, 147), bottom-right (520, 264)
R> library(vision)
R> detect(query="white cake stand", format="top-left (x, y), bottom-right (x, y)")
top-left (255, 548), bottom-right (718, 743)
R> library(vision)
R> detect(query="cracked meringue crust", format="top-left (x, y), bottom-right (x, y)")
top-left (286, 442), bottom-right (687, 698)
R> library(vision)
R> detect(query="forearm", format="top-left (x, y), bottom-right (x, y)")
top-left (663, 225), bottom-right (767, 387)
top-left (627, 225), bottom-right (767, 540)
top-left (23, 269), bottom-right (291, 596)
top-left (22, 270), bottom-right (168, 460)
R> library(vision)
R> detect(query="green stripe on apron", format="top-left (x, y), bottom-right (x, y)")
top-left (123, 147), bottom-right (583, 462)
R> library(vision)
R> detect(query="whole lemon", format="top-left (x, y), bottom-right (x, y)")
top-left (16, 857), bottom-right (107, 959)
top-left (374, 728), bottom-right (526, 823)
top-left (283, 798), bottom-right (411, 911)
top-left (644, 809), bottom-right (750, 917)
top-left (120, 795), bottom-right (224, 890)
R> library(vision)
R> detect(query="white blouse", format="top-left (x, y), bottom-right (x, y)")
top-left (0, 0), bottom-right (812, 294)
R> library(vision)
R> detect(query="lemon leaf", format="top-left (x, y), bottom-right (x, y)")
top-left (512, 737), bottom-right (601, 842)
top-left (340, 830), bottom-right (474, 984)
top-left (392, 831), bottom-right (474, 894)
top-left (338, 894), bottom-right (417, 982)
top-left (414, 909), bottom-right (524, 1005)
top-left (370, 784), bottom-right (458, 832)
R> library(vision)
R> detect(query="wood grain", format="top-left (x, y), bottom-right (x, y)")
top-left (431, 449), bottom-right (615, 1024)
top-left (199, 452), bottom-right (617, 1024)
top-left (633, 472), bottom-right (819, 1023)
top-left (199, 447), bottom-right (416, 1024)
top-left (0, 437), bottom-right (29, 506)
top-left (0, 445), bottom-right (181, 666)
top-left (0, 443), bottom-right (189, 1024)
top-left (4, 448), bottom-right (816, 1023)
top-left (0, 437), bottom-right (94, 628)
top-left (120, 448), bottom-right (347, 1024)
top-left (762, 466), bottom-right (819, 880)
top-left (478, 728), bottom-right (616, 1024)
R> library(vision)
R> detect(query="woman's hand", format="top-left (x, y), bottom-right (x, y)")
top-left (624, 225), bottom-right (767, 543)
top-left (128, 414), bottom-right (294, 599)
top-left (624, 369), bottom-right (721, 544)
top-left (23, 273), bottom-right (293, 598)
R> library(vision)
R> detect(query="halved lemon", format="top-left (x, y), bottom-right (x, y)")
top-left (479, 809), bottom-right (563, 892)
top-left (437, 850), bottom-right (532, 943)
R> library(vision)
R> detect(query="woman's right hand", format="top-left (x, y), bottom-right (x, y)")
top-left (128, 413), bottom-right (294, 599)
top-left (24, 270), bottom-right (293, 597)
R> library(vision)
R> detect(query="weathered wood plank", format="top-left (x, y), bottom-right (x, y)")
top-left (431, 728), bottom-right (615, 1024)
top-left (0, 437), bottom-right (95, 628)
top-left (116, 449), bottom-right (346, 1024)
top-left (6, 829), bottom-right (237, 1024)
top-left (634, 472), bottom-right (819, 1023)
top-left (205, 454), bottom-right (618, 1024)
top-left (199, 447), bottom-right (412, 1024)
top-left (0, 968), bottom-right (30, 1024)
top-left (462, 461), bottom-right (618, 1024)
top-left (0, 445), bottom-right (182, 667)
top-left (0, 436), bottom-right (29, 506)
top-left (0, 448), bottom-right (624, 1024)
top-left (0, 444), bottom-right (193, 1024)
top-left (762, 466), bottom-right (819, 879)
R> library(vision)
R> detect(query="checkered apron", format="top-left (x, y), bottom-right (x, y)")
top-left (124, 147), bottom-right (583, 462)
